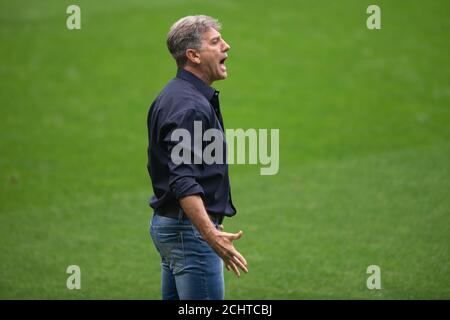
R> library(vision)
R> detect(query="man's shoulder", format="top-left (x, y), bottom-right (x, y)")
top-left (162, 78), bottom-right (208, 103)
top-left (153, 77), bottom-right (211, 116)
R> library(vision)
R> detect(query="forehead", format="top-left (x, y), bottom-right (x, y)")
top-left (202, 27), bottom-right (221, 41)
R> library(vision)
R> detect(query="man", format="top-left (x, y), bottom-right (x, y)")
top-left (147, 15), bottom-right (248, 300)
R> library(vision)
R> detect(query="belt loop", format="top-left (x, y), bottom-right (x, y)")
top-left (177, 207), bottom-right (184, 223)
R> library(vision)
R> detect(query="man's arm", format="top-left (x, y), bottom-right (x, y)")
top-left (179, 195), bottom-right (248, 278)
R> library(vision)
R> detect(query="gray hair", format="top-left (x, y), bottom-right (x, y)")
top-left (167, 15), bottom-right (221, 67)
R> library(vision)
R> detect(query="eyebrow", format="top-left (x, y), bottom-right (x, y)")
top-left (210, 35), bottom-right (221, 42)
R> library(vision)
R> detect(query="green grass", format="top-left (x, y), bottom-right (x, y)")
top-left (0, 0), bottom-right (449, 299)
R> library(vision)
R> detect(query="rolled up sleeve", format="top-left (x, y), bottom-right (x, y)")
top-left (161, 108), bottom-right (209, 199)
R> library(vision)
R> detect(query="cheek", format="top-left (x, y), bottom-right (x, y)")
top-left (207, 56), bottom-right (219, 70)
top-left (201, 54), bottom-right (213, 66)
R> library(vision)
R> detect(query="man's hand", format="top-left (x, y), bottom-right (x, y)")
top-left (204, 228), bottom-right (248, 278)
top-left (179, 195), bottom-right (248, 278)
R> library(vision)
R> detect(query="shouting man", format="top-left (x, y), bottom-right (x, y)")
top-left (147, 15), bottom-right (248, 300)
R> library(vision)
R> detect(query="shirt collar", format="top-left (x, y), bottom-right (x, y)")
top-left (176, 68), bottom-right (218, 101)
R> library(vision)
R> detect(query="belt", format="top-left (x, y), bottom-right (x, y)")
top-left (155, 202), bottom-right (224, 224)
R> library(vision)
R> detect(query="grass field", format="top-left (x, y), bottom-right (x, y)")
top-left (0, 0), bottom-right (449, 299)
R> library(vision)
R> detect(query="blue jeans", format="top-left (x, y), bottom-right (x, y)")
top-left (150, 213), bottom-right (224, 300)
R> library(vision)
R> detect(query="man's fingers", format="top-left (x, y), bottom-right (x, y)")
top-left (224, 254), bottom-right (248, 274)
top-left (226, 230), bottom-right (243, 241)
top-left (216, 230), bottom-right (247, 277)
top-left (232, 250), bottom-right (248, 268)
top-left (229, 260), bottom-right (240, 278)
top-left (233, 255), bottom-right (248, 273)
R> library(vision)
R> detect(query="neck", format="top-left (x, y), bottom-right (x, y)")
top-left (183, 65), bottom-right (212, 86)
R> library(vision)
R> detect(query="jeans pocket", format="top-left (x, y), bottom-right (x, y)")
top-left (191, 225), bottom-right (219, 244)
top-left (158, 232), bottom-right (180, 243)
top-left (154, 231), bottom-right (185, 274)
top-left (191, 226), bottom-right (205, 242)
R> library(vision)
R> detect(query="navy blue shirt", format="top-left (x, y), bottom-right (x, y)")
top-left (147, 68), bottom-right (236, 216)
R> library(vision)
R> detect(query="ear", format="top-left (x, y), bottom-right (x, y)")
top-left (186, 48), bottom-right (201, 65)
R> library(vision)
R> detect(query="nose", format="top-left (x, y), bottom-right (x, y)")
top-left (223, 39), bottom-right (231, 51)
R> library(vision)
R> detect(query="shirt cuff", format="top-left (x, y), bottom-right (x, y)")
top-left (170, 176), bottom-right (205, 199)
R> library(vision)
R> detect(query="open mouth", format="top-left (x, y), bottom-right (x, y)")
top-left (219, 57), bottom-right (227, 71)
